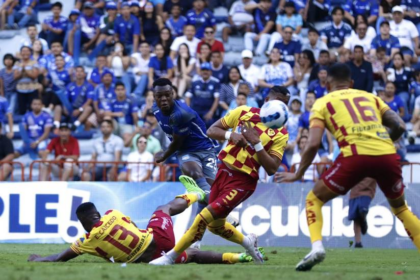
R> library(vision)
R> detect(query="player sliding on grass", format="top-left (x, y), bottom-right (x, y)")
top-left (279, 63), bottom-right (420, 271)
top-left (150, 86), bottom-right (290, 266)
top-left (27, 181), bottom-right (261, 264)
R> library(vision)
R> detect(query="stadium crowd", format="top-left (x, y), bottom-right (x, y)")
top-left (0, 0), bottom-right (418, 182)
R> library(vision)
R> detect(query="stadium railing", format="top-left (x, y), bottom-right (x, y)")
top-left (0, 161), bottom-right (25, 181)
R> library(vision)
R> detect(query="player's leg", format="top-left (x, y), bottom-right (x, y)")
top-left (353, 220), bottom-right (363, 247)
top-left (180, 248), bottom-right (252, 264)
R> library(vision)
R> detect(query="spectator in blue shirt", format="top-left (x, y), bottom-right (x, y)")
top-left (45, 55), bottom-right (72, 94)
top-left (370, 20), bottom-right (400, 63)
top-left (273, 26), bottom-right (302, 68)
top-left (380, 81), bottom-right (405, 118)
top-left (114, 2), bottom-right (140, 55)
top-left (10, 0), bottom-right (38, 29)
top-left (185, 62), bottom-right (220, 127)
top-left (410, 70), bottom-right (420, 111)
top-left (345, 0), bottom-right (379, 26)
top-left (210, 51), bottom-right (229, 84)
top-left (321, 7), bottom-right (352, 60)
top-left (0, 54), bottom-right (18, 116)
top-left (93, 70), bottom-right (116, 122)
top-left (0, 95), bottom-right (13, 139)
top-left (148, 43), bottom-right (174, 89)
top-left (40, 2), bottom-right (67, 47)
top-left (297, 92), bottom-right (316, 140)
top-left (41, 41), bottom-right (74, 74)
top-left (186, 0), bottom-right (216, 39)
top-left (166, 4), bottom-right (187, 37)
top-left (105, 82), bottom-right (139, 141)
top-left (244, 0), bottom-right (276, 56)
top-left (88, 54), bottom-right (114, 87)
top-left (308, 67), bottom-right (328, 99)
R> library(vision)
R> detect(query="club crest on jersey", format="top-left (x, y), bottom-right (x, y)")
top-left (267, 129), bottom-right (275, 136)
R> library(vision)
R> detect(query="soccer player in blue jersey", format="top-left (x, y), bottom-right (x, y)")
top-left (54, 66), bottom-right (95, 130)
top-left (15, 98), bottom-right (53, 160)
top-left (92, 70), bottom-right (116, 122)
top-left (273, 25), bottom-right (302, 68)
top-left (370, 21), bottom-right (400, 62)
top-left (152, 78), bottom-right (220, 247)
top-left (41, 2), bottom-right (68, 46)
top-left (186, 0), bottom-right (216, 39)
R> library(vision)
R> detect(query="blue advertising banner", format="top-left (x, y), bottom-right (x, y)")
top-left (0, 182), bottom-right (418, 249)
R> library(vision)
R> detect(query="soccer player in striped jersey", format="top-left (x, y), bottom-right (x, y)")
top-left (278, 63), bottom-right (420, 271)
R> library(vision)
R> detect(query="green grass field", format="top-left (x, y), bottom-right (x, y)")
top-left (1, 244), bottom-right (420, 280)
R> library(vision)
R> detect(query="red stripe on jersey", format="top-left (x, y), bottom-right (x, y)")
top-left (219, 150), bottom-right (228, 159)
top-left (240, 110), bottom-right (249, 117)
top-left (330, 117), bottom-right (339, 130)
top-left (249, 114), bottom-right (261, 123)
top-left (93, 221), bottom-right (103, 228)
top-left (233, 160), bottom-right (244, 169)
top-left (253, 125), bottom-right (264, 135)
top-left (122, 217), bottom-right (130, 224)
top-left (280, 127), bottom-right (288, 135)
top-left (340, 126), bottom-right (348, 136)
top-left (351, 144), bottom-right (358, 155)
top-left (95, 247), bottom-right (108, 258)
top-left (105, 210), bottom-right (113, 215)
top-left (250, 107), bottom-right (260, 114)
top-left (338, 139), bottom-right (350, 148)
top-left (86, 233), bottom-right (91, 239)
top-left (245, 146), bottom-right (256, 157)
top-left (326, 102), bottom-right (336, 115)
top-left (375, 98), bottom-right (380, 110)
top-left (250, 157), bottom-right (260, 169)
top-left (229, 146), bottom-right (243, 158)
top-left (244, 157), bottom-right (256, 170)
top-left (264, 140), bottom-right (274, 150)
top-left (104, 235), bottom-right (131, 255)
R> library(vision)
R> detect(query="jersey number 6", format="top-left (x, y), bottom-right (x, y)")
top-left (342, 97), bottom-right (378, 124)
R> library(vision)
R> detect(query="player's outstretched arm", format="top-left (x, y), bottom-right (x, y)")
top-left (28, 248), bottom-right (78, 262)
top-left (155, 133), bottom-right (187, 163)
top-left (382, 110), bottom-right (406, 142)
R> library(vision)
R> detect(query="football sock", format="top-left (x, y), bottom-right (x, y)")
top-left (207, 219), bottom-right (244, 245)
top-left (306, 190), bottom-right (325, 244)
top-left (175, 193), bottom-right (200, 207)
top-left (222, 253), bottom-right (239, 264)
top-left (195, 177), bottom-right (211, 203)
top-left (173, 208), bottom-right (214, 254)
top-left (391, 202), bottom-right (420, 251)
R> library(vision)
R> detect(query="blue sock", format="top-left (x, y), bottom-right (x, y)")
top-left (195, 177), bottom-right (211, 203)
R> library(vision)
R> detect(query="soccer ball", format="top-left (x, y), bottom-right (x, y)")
top-left (260, 100), bottom-right (289, 129)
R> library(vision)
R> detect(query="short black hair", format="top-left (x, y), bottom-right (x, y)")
top-left (211, 51), bottom-right (222, 56)
top-left (332, 6), bottom-right (344, 15)
top-left (32, 97), bottom-right (42, 103)
top-left (51, 40), bottom-right (62, 46)
top-left (27, 24), bottom-right (37, 29)
top-left (320, 50), bottom-right (330, 56)
top-left (3, 53), bottom-right (15, 64)
top-left (54, 54), bottom-right (64, 59)
top-left (237, 92), bottom-right (248, 98)
top-left (328, 63), bottom-right (352, 83)
top-left (75, 65), bottom-right (85, 71)
top-left (380, 20), bottom-right (390, 27)
top-left (268, 86), bottom-right (290, 98)
top-left (76, 202), bottom-right (96, 216)
top-left (354, 45), bottom-right (364, 52)
top-left (308, 28), bottom-right (319, 36)
top-left (51, 1), bottom-right (63, 9)
top-left (171, 3), bottom-right (181, 9)
top-left (100, 119), bottom-right (113, 127)
top-left (115, 81), bottom-right (125, 88)
top-left (376, 46), bottom-right (386, 53)
top-left (139, 40), bottom-right (149, 46)
top-left (414, 69), bottom-right (420, 77)
top-left (153, 78), bottom-right (172, 88)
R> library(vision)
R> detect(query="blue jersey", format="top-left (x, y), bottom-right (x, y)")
top-left (308, 80), bottom-right (328, 99)
top-left (384, 95), bottom-right (404, 113)
top-left (93, 84), bottom-right (116, 110)
top-left (321, 22), bottom-right (353, 48)
top-left (48, 69), bottom-right (71, 92)
top-left (211, 64), bottom-right (229, 84)
top-left (298, 111), bottom-right (310, 129)
top-left (22, 111), bottom-right (53, 140)
top-left (186, 77), bottom-right (220, 117)
top-left (106, 98), bottom-right (139, 125)
top-left (273, 39), bottom-right (302, 68)
top-left (41, 52), bottom-right (74, 71)
top-left (347, 0), bottom-right (379, 17)
top-left (166, 16), bottom-right (188, 37)
top-left (186, 8), bottom-right (216, 38)
top-left (370, 34), bottom-right (401, 56)
top-left (89, 67), bottom-right (115, 85)
top-left (81, 14), bottom-right (100, 37)
top-left (114, 15), bottom-right (140, 45)
top-left (252, 8), bottom-right (276, 33)
top-left (66, 81), bottom-right (95, 109)
top-left (393, 67), bottom-right (412, 94)
top-left (402, 0), bottom-right (420, 24)
top-left (0, 96), bottom-right (11, 122)
top-left (43, 15), bottom-right (68, 32)
top-left (149, 56), bottom-right (174, 80)
top-left (410, 80), bottom-right (420, 97)
top-left (152, 100), bottom-right (214, 152)
top-left (285, 0), bottom-right (307, 11)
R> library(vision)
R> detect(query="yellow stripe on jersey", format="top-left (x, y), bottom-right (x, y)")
top-left (219, 106), bottom-right (288, 179)
top-left (310, 89), bottom-right (395, 157)
top-left (69, 210), bottom-right (153, 263)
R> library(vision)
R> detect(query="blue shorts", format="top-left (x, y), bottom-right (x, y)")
top-left (177, 149), bottom-right (218, 181)
top-left (348, 196), bottom-right (372, 221)
top-left (16, 140), bottom-right (48, 159)
top-left (401, 46), bottom-right (414, 56)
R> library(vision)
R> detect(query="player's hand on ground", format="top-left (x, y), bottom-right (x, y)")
top-left (28, 254), bottom-right (42, 262)
top-left (241, 121), bottom-right (260, 145)
top-left (276, 172), bottom-right (300, 183)
top-left (230, 132), bottom-right (248, 147)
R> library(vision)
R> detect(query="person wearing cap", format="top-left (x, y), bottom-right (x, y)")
top-left (15, 98), bottom-right (52, 161)
top-left (221, 0), bottom-right (254, 43)
top-left (244, 0), bottom-right (276, 56)
top-left (39, 123), bottom-right (80, 181)
top-left (114, 2), bottom-right (140, 55)
top-left (185, 62), bottom-right (220, 127)
top-left (347, 45), bottom-right (374, 92)
top-left (92, 70), bottom-right (116, 122)
top-left (0, 122), bottom-right (14, 181)
top-left (41, 2), bottom-right (68, 46)
top-left (301, 28), bottom-right (328, 62)
top-left (344, 0), bottom-right (379, 26)
top-left (268, 1), bottom-right (303, 51)
top-left (185, 0), bottom-right (216, 39)
top-left (370, 20), bottom-right (401, 62)
top-left (390, 5), bottom-right (420, 66)
top-left (308, 66), bottom-right (328, 99)
top-left (238, 49), bottom-right (260, 89)
top-left (197, 26), bottom-right (225, 58)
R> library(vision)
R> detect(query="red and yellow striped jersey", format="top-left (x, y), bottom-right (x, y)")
top-left (70, 210), bottom-right (152, 263)
top-left (220, 106), bottom-right (289, 179)
top-left (310, 89), bottom-right (396, 157)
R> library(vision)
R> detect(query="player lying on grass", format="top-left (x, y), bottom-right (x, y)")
top-left (28, 179), bottom-right (261, 264)
top-left (279, 63), bottom-right (420, 271)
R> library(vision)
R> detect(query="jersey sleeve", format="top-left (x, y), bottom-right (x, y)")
top-left (170, 110), bottom-right (195, 136)
top-left (374, 95), bottom-right (391, 115)
top-left (310, 99), bottom-right (327, 122)
top-left (269, 132), bottom-right (288, 160)
top-left (220, 106), bottom-right (245, 129)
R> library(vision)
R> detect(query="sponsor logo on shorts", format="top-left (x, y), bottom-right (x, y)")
top-left (328, 179), bottom-right (345, 192)
top-left (392, 181), bottom-right (403, 193)
top-left (325, 163), bottom-right (341, 180)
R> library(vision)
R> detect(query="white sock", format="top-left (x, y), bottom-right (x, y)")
top-left (241, 235), bottom-right (251, 247)
top-left (54, 121), bottom-right (60, 128)
top-left (312, 240), bottom-right (324, 251)
top-left (74, 120), bottom-right (81, 127)
top-left (165, 249), bottom-right (180, 261)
